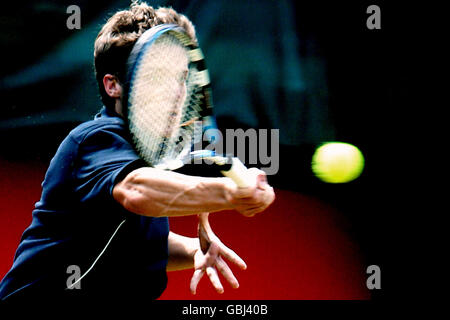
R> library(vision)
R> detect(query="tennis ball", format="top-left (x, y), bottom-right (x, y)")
top-left (311, 142), bottom-right (364, 183)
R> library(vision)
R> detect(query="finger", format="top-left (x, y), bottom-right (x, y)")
top-left (237, 189), bottom-right (275, 216)
top-left (230, 169), bottom-right (268, 199)
top-left (233, 196), bottom-right (262, 205)
top-left (231, 186), bottom-right (256, 199)
top-left (263, 186), bottom-right (276, 204)
top-left (242, 207), bottom-right (265, 217)
top-left (216, 256), bottom-right (239, 289)
top-left (236, 186), bottom-right (275, 205)
top-left (250, 168), bottom-right (269, 189)
top-left (217, 242), bottom-right (247, 270)
top-left (256, 175), bottom-right (268, 189)
top-left (206, 266), bottom-right (224, 294)
top-left (190, 269), bottom-right (205, 295)
top-left (248, 168), bottom-right (267, 187)
top-left (241, 211), bottom-right (257, 218)
top-left (232, 192), bottom-right (269, 206)
top-left (235, 205), bottom-right (263, 217)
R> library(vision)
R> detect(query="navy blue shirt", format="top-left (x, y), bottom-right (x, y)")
top-left (0, 108), bottom-right (169, 301)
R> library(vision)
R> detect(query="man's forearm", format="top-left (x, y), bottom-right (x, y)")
top-left (166, 231), bottom-right (198, 271)
top-left (113, 167), bottom-right (233, 217)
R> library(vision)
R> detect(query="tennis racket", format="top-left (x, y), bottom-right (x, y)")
top-left (125, 24), bottom-right (251, 187)
top-left (125, 24), bottom-right (253, 255)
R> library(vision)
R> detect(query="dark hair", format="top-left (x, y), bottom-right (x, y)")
top-left (93, 1), bottom-right (197, 109)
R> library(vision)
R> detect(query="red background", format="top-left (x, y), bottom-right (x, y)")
top-left (0, 157), bottom-right (370, 300)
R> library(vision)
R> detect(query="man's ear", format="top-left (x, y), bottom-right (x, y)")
top-left (103, 74), bottom-right (122, 98)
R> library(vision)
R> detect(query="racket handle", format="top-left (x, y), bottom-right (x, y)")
top-left (220, 157), bottom-right (251, 188)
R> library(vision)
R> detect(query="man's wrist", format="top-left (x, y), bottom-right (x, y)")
top-left (217, 177), bottom-right (236, 210)
top-left (189, 237), bottom-right (200, 261)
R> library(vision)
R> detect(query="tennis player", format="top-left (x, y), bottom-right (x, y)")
top-left (0, 2), bottom-right (274, 303)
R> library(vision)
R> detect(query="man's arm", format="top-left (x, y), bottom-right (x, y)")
top-left (112, 167), bottom-right (275, 218)
top-left (166, 231), bottom-right (198, 271)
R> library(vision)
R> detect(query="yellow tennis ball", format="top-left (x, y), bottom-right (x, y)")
top-left (312, 142), bottom-right (365, 183)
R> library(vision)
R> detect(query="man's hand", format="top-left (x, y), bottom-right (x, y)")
top-left (190, 213), bottom-right (247, 295)
top-left (226, 168), bottom-right (275, 217)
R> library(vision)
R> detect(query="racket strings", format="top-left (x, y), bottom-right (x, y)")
top-left (127, 27), bottom-right (211, 168)
top-left (129, 32), bottom-right (191, 165)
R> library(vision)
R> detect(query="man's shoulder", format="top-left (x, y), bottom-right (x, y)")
top-left (68, 112), bottom-right (126, 145)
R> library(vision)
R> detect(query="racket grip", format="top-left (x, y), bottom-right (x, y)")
top-left (220, 157), bottom-right (251, 188)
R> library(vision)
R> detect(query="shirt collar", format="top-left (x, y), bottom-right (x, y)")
top-left (96, 106), bottom-right (123, 119)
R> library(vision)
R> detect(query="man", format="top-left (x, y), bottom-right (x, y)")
top-left (0, 2), bottom-right (274, 302)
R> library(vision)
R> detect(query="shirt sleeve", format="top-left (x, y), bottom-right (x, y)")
top-left (73, 125), bottom-right (147, 205)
